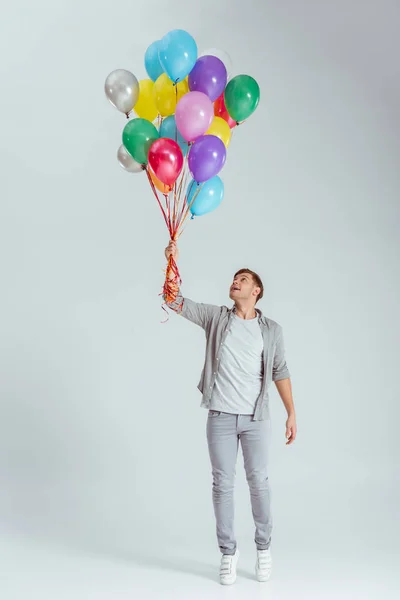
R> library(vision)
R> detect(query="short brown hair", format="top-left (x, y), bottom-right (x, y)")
top-left (234, 268), bottom-right (264, 303)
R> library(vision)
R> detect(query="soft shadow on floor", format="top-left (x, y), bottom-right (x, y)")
top-left (236, 567), bottom-right (256, 581)
top-left (127, 551), bottom-right (218, 582)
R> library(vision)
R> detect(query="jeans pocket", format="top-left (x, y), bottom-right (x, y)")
top-left (208, 410), bottom-right (222, 417)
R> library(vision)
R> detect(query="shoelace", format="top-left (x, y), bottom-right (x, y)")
top-left (220, 555), bottom-right (233, 574)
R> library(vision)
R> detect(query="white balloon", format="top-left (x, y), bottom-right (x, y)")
top-left (199, 48), bottom-right (233, 79)
top-left (117, 145), bottom-right (143, 173)
top-left (105, 69), bottom-right (139, 115)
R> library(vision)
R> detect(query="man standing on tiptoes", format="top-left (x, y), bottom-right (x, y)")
top-left (164, 240), bottom-right (297, 585)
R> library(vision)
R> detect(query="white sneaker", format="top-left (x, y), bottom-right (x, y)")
top-left (255, 548), bottom-right (272, 582)
top-left (219, 550), bottom-right (239, 585)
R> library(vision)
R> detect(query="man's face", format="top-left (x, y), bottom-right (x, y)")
top-left (229, 273), bottom-right (260, 303)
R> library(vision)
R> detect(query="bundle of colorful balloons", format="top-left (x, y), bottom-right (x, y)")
top-left (105, 29), bottom-right (260, 307)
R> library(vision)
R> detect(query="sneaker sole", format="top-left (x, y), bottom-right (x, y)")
top-left (220, 576), bottom-right (237, 585)
top-left (256, 574), bottom-right (271, 582)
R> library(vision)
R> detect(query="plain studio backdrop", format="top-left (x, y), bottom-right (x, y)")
top-left (0, 1), bottom-right (399, 599)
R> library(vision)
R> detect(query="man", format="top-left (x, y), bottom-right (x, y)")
top-left (164, 240), bottom-right (297, 585)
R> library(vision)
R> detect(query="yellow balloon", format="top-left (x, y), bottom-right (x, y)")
top-left (134, 79), bottom-right (158, 121)
top-left (153, 73), bottom-right (189, 117)
top-left (206, 116), bottom-right (232, 148)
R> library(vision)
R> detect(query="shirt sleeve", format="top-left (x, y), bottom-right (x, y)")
top-left (272, 325), bottom-right (291, 381)
top-left (165, 288), bottom-right (221, 330)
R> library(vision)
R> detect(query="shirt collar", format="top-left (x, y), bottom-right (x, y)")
top-left (230, 304), bottom-right (267, 325)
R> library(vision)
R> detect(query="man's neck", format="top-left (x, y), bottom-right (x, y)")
top-left (234, 303), bottom-right (257, 320)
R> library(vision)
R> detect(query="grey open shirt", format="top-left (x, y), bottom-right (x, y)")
top-left (167, 290), bottom-right (291, 421)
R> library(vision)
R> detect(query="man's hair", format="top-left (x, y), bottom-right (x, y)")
top-left (234, 268), bottom-right (264, 303)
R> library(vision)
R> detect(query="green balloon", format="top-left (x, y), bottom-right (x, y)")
top-left (122, 118), bottom-right (159, 165)
top-left (224, 75), bottom-right (260, 123)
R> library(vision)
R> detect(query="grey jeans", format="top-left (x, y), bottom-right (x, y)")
top-left (206, 410), bottom-right (272, 555)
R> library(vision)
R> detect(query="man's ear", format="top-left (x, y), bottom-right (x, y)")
top-left (253, 287), bottom-right (261, 297)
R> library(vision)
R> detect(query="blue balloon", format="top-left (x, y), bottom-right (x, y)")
top-left (186, 176), bottom-right (224, 217)
top-left (160, 115), bottom-right (189, 157)
top-left (144, 41), bottom-right (164, 82)
top-left (158, 29), bottom-right (197, 83)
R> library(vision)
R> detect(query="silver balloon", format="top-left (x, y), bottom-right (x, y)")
top-left (117, 145), bottom-right (144, 173)
top-left (105, 69), bottom-right (139, 115)
top-left (200, 48), bottom-right (233, 79)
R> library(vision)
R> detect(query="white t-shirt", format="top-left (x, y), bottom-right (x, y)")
top-left (210, 313), bottom-right (264, 415)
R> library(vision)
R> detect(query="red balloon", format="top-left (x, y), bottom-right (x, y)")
top-left (148, 138), bottom-right (184, 187)
top-left (214, 93), bottom-right (237, 129)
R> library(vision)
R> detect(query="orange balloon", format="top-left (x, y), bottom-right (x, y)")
top-left (149, 169), bottom-right (172, 194)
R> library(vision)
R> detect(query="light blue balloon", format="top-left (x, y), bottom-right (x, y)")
top-left (186, 176), bottom-right (224, 217)
top-left (160, 115), bottom-right (189, 156)
top-left (144, 41), bottom-right (164, 82)
top-left (158, 29), bottom-right (197, 83)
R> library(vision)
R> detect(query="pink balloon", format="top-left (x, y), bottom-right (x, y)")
top-left (175, 91), bottom-right (214, 142)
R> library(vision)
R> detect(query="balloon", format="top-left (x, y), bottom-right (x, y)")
top-left (144, 40), bottom-right (164, 82)
top-left (122, 118), bottom-right (159, 165)
top-left (200, 48), bottom-right (233, 79)
top-left (206, 116), bottom-right (231, 148)
top-left (214, 93), bottom-right (236, 129)
top-left (148, 138), bottom-right (184, 188)
top-left (158, 29), bottom-right (197, 83)
top-left (149, 170), bottom-right (171, 194)
top-left (104, 69), bottom-right (139, 115)
top-left (159, 115), bottom-right (189, 156)
top-left (175, 91), bottom-right (214, 142)
top-left (134, 79), bottom-right (158, 121)
top-left (224, 75), bottom-right (260, 123)
top-left (153, 73), bottom-right (188, 117)
top-left (188, 55), bottom-right (227, 101)
top-left (117, 145), bottom-right (144, 173)
top-left (188, 135), bottom-right (226, 183)
top-left (186, 176), bottom-right (224, 216)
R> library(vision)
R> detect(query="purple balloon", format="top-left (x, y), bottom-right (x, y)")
top-left (188, 135), bottom-right (227, 183)
top-left (188, 55), bottom-right (228, 102)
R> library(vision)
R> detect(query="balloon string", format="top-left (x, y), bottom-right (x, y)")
top-left (146, 169), bottom-right (171, 236)
top-left (146, 142), bottom-right (198, 319)
top-left (178, 181), bottom-right (202, 234)
top-left (165, 192), bottom-right (171, 229)
top-left (175, 179), bottom-right (202, 236)
top-left (175, 154), bottom-right (186, 199)
top-left (146, 169), bottom-right (184, 312)
top-left (170, 151), bottom-right (187, 235)
top-left (173, 154), bottom-right (189, 232)
top-left (172, 180), bottom-right (178, 233)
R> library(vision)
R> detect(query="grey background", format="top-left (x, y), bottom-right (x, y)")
top-left (1, 1), bottom-right (399, 598)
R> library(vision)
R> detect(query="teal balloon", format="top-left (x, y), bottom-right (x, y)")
top-left (158, 29), bottom-right (197, 83)
top-left (160, 115), bottom-right (189, 156)
top-left (144, 41), bottom-right (164, 82)
top-left (186, 176), bottom-right (224, 217)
